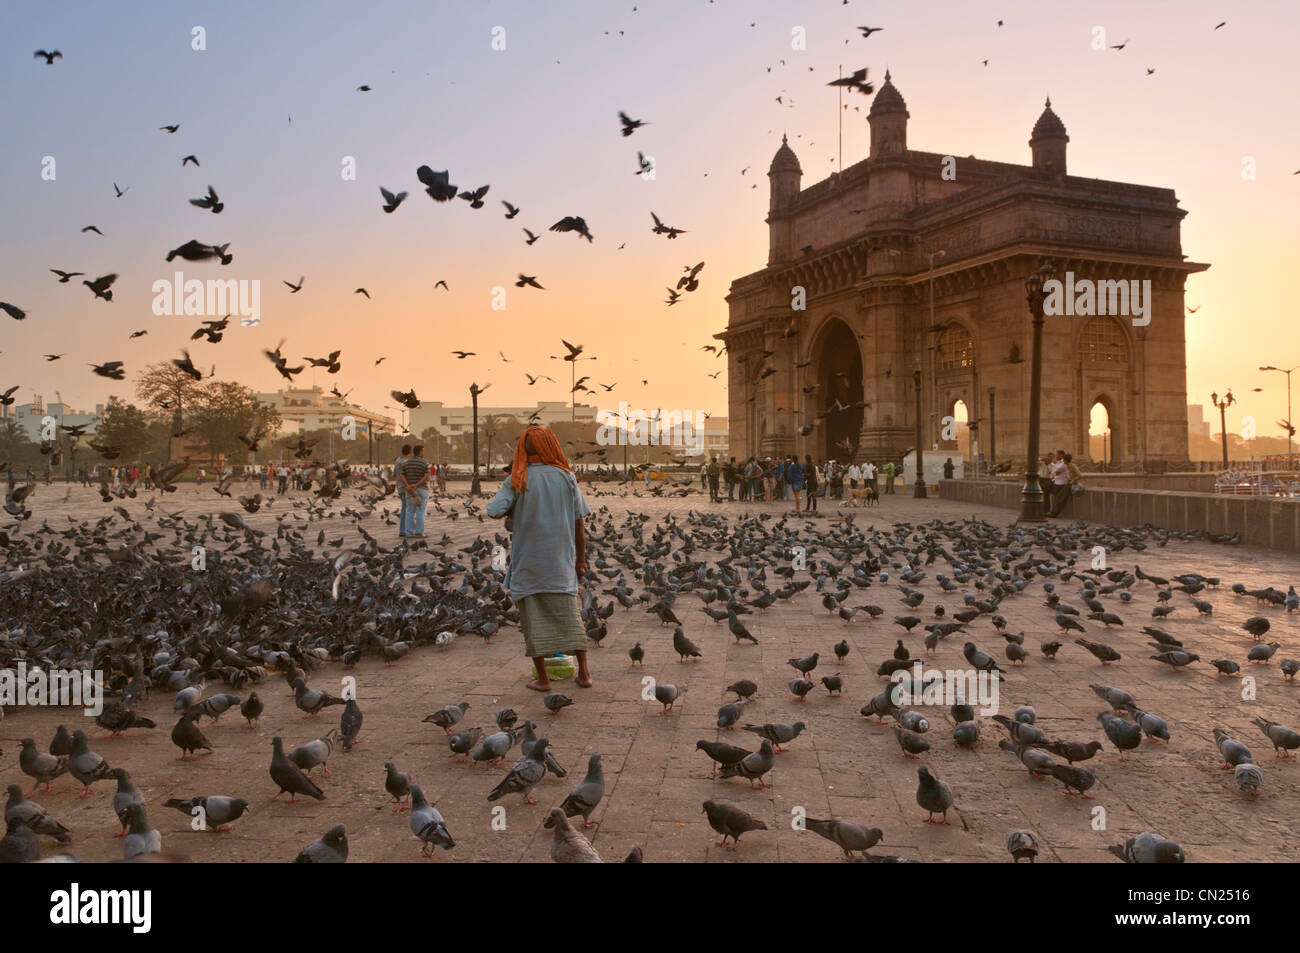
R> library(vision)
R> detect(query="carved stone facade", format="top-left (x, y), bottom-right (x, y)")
top-left (720, 74), bottom-right (1206, 469)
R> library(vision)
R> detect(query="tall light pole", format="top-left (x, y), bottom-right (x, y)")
top-left (1211, 389), bottom-right (1235, 470)
top-left (469, 383), bottom-right (483, 496)
top-left (1018, 261), bottom-right (1056, 522)
top-left (1259, 364), bottom-right (1297, 470)
top-left (912, 369), bottom-right (926, 498)
top-left (988, 385), bottom-right (996, 470)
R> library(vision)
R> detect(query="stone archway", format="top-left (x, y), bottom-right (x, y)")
top-left (812, 318), bottom-right (864, 461)
top-left (1089, 395), bottom-right (1118, 466)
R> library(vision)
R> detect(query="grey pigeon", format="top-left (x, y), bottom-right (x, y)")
top-left (384, 761), bottom-right (411, 810)
top-left (1124, 705), bottom-right (1170, 741)
top-left (1234, 761), bottom-right (1263, 794)
top-left (111, 769), bottom-right (145, 835)
top-left (472, 730), bottom-right (514, 765)
top-left (18, 738), bottom-right (67, 790)
top-left (894, 725), bottom-right (930, 758)
top-left (161, 795), bottom-right (249, 831)
top-left (716, 699), bottom-right (747, 729)
top-left (409, 784), bottom-right (455, 856)
top-left (1090, 684), bottom-right (1134, 710)
top-left (121, 804), bottom-right (161, 860)
top-left (1213, 728), bottom-right (1253, 768)
top-left (1251, 717), bottom-right (1300, 756)
top-left (269, 736), bottom-right (324, 802)
top-left (545, 754), bottom-right (604, 828)
top-left (448, 726), bottom-right (484, 761)
top-left (1108, 831), bottom-right (1185, 863)
top-left (916, 766), bottom-right (953, 823)
top-left (953, 720), bottom-right (980, 747)
top-left (340, 699), bottom-right (363, 751)
top-left (1006, 829), bottom-right (1039, 862)
top-left (992, 714), bottom-right (1044, 748)
top-left (1049, 763), bottom-right (1096, 797)
top-left (742, 721), bottom-right (804, 752)
top-left (294, 824), bottom-right (348, 863)
top-left (488, 739), bottom-right (549, 804)
top-left (68, 729), bottom-right (114, 797)
top-left (0, 817), bottom-right (41, 863)
top-left (696, 740), bottom-right (750, 775)
top-left (522, 720), bottom-right (567, 777)
top-left (544, 692), bottom-right (573, 714)
top-left (702, 800), bottom-right (767, 850)
top-left (1097, 711), bottom-right (1142, 760)
top-left (423, 701), bottom-right (469, 733)
top-left (999, 740), bottom-right (1057, 777)
top-left (654, 682), bottom-right (683, 712)
top-left (4, 785), bottom-right (71, 842)
top-left (719, 739), bottom-right (774, 788)
top-left (289, 728), bottom-right (340, 777)
top-left (805, 817), bottom-right (883, 860)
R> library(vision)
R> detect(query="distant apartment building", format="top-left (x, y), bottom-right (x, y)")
top-left (700, 416), bottom-right (728, 458)
top-left (1187, 404), bottom-right (1211, 440)
top-left (1, 396), bottom-right (103, 442)
top-left (255, 386), bottom-right (395, 436)
top-left (409, 400), bottom-right (597, 437)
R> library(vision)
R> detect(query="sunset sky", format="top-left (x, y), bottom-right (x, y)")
top-left (3, 0), bottom-right (1297, 446)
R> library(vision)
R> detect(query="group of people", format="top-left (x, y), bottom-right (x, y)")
top-left (1037, 449), bottom-right (1083, 517)
top-left (696, 456), bottom-right (899, 512)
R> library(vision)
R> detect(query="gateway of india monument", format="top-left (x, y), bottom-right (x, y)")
top-left (719, 71), bottom-right (1207, 472)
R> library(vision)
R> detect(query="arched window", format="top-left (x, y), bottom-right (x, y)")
top-left (935, 326), bottom-right (976, 371)
top-left (1080, 317), bottom-right (1128, 364)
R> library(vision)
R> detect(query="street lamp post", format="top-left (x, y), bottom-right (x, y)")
top-left (1018, 261), bottom-right (1055, 522)
top-left (470, 384), bottom-right (482, 496)
top-left (1259, 364), bottom-right (1298, 471)
top-left (913, 369), bottom-right (926, 498)
top-left (988, 386), bottom-right (996, 470)
top-left (1211, 389), bottom-right (1235, 471)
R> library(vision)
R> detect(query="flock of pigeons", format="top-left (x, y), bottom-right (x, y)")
top-left (1, 465), bottom-right (1297, 862)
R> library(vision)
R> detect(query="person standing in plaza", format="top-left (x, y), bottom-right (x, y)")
top-left (803, 455), bottom-right (818, 512)
top-left (277, 462), bottom-right (288, 496)
top-left (787, 455), bottom-right (804, 513)
top-left (884, 459), bottom-right (896, 494)
top-left (707, 455), bottom-right (720, 503)
top-left (863, 459), bottom-right (877, 493)
top-left (400, 445), bottom-right (431, 537)
top-left (943, 457), bottom-right (956, 480)
top-left (848, 461), bottom-right (860, 492)
top-left (487, 426), bottom-right (593, 691)
top-left (1047, 450), bottom-right (1070, 516)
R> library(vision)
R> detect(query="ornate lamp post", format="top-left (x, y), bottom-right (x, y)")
top-left (1018, 261), bottom-right (1056, 522)
top-left (1211, 389), bottom-right (1235, 470)
top-left (913, 369), bottom-right (926, 498)
top-left (1259, 364), bottom-right (1297, 470)
top-left (987, 385), bottom-right (996, 470)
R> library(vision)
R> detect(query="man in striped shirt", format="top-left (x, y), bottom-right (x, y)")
top-left (400, 445), bottom-right (431, 537)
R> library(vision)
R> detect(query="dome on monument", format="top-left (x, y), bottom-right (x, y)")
top-left (769, 134), bottom-right (802, 174)
top-left (868, 69), bottom-right (908, 115)
top-left (1030, 97), bottom-right (1067, 140)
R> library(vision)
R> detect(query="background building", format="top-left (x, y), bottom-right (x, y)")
top-left (2, 395), bottom-right (103, 441)
top-left (409, 400), bottom-right (597, 437)
top-left (255, 386), bottom-right (394, 436)
top-left (721, 73), bottom-right (1206, 470)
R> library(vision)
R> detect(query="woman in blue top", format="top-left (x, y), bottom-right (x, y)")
top-left (787, 456), bottom-right (804, 513)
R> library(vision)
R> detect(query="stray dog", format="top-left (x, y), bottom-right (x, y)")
top-left (843, 486), bottom-right (879, 507)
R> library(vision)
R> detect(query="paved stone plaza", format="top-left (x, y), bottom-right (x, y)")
top-left (2, 482), bottom-right (1297, 862)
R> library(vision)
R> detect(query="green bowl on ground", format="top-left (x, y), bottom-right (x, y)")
top-left (532, 655), bottom-right (576, 681)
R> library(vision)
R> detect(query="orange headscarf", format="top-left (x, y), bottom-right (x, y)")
top-left (510, 426), bottom-right (571, 492)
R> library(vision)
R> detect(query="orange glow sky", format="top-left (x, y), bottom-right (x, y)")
top-left (3, 0), bottom-right (1297, 445)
